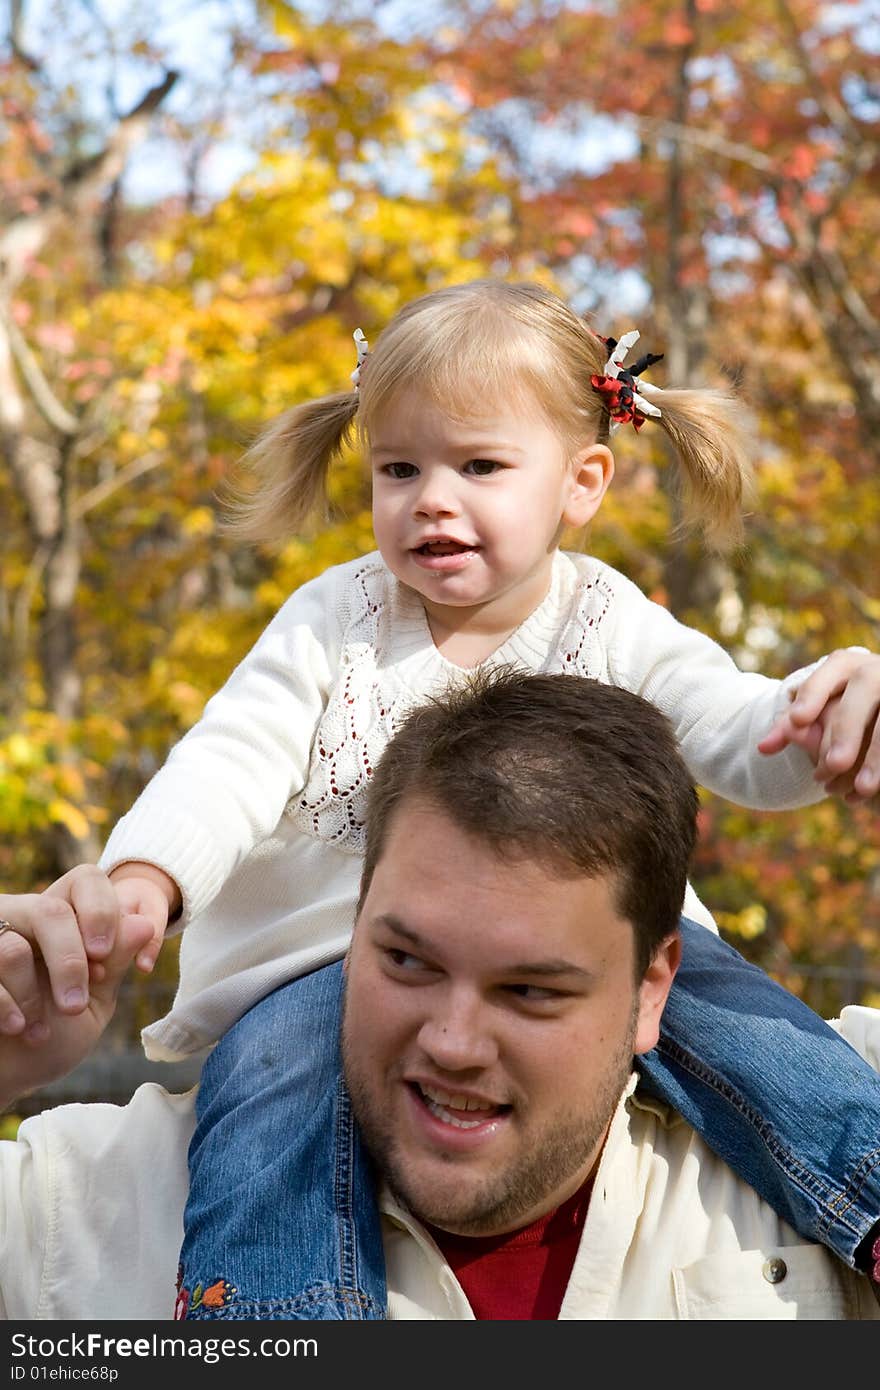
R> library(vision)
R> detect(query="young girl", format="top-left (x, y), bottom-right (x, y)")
top-left (20, 279), bottom-right (880, 1317)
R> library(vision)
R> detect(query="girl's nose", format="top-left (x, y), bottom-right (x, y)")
top-left (412, 475), bottom-right (460, 520)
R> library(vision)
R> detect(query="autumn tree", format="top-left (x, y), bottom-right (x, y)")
top-left (427, 0), bottom-right (880, 1000)
top-left (1, 0), bottom-right (877, 1035)
top-left (0, 0), bottom-right (515, 1045)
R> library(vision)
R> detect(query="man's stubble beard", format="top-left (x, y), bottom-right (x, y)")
top-left (341, 989), bottom-right (639, 1238)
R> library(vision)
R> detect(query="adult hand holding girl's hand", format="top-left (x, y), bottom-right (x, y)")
top-left (0, 874), bottom-right (155, 1109)
top-left (758, 648), bottom-right (880, 803)
top-left (0, 861), bottom-right (176, 1052)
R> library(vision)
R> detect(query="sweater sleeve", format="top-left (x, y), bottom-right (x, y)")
top-left (829, 1006), bottom-right (880, 1072)
top-left (601, 565), bottom-right (828, 810)
top-left (99, 565), bottom-right (341, 926)
top-left (0, 1086), bottom-right (195, 1320)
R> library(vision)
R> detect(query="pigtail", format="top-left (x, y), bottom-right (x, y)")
top-left (221, 391), bottom-right (360, 545)
top-left (650, 387), bottom-right (757, 551)
top-left (584, 324), bottom-right (756, 552)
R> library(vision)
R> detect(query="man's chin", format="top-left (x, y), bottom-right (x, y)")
top-left (387, 1177), bottom-right (505, 1237)
top-left (383, 1150), bottom-right (536, 1237)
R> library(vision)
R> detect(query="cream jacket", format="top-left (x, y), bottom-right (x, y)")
top-left (2, 1008), bottom-right (877, 1321)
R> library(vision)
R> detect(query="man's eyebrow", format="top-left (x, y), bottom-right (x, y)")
top-left (372, 915), bottom-right (594, 981)
top-left (503, 959), bottom-right (595, 982)
top-left (371, 914), bottom-right (424, 946)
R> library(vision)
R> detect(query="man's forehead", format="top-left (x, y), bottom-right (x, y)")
top-left (378, 795), bottom-right (613, 894)
top-left (362, 800), bottom-right (636, 968)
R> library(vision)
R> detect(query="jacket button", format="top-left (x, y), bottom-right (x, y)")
top-left (762, 1257), bottom-right (787, 1284)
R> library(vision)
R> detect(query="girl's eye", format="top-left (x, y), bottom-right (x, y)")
top-left (466, 459), bottom-right (501, 477)
top-left (384, 462), bottom-right (418, 480)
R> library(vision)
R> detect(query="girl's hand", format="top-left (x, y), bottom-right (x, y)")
top-left (107, 862), bottom-right (178, 974)
top-left (758, 648), bottom-right (880, 803)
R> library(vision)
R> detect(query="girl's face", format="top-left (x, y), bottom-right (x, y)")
top-left (369, 389), bottom-right (612, 643)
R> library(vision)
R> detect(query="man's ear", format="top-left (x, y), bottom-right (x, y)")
top-left (633, 932), bottom-right (681, 1056)
top-left (561, 443), bottom-right (614, 529)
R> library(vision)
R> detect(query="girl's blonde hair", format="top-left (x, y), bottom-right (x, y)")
top-left (228, 279), bottom-right (755, 550)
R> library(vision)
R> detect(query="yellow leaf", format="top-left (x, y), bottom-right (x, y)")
top-left (181, 506), bottom-right (215, 538)
top-left (6, 734), bottom-right (39, 769)
top-left (716, 904), bottom-right (767, 940)
top-left (47, 799), bottom-right (91, 841)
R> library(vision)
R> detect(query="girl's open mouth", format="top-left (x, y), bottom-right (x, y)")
top-left (415, 541), bottom-right (475, 556)
top-left (411, 542), bottom-right (479, 571)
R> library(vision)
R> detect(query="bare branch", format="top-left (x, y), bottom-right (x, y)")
top-left (813, 244), bottom-right (880, 346)
top-left (9, 0), bottom-right (39, 70)
top-left (774, 0), bottom-right (861, 143)
top-left (74, 450), bottom-right (165, 519)
top-left (0, 308), bottom-right (80, 435)
top-left (62, 70), bottom-right (180, 203)
top-left (636, 116), bottom-right (777, 176)
top-left (11, 540), bottom-right (51, 715)
top-left (0, 70), bottom-right (179, 285)
top-left (749, 518), bottom-right (880, 640)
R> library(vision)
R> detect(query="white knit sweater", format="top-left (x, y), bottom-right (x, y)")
top-left (99, 550), bottom-right (824, 1061)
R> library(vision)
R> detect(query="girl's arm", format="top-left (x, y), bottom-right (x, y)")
top-left (98, 564), bottom-right (342, 930)
top-left (602, 563), bottom-right (873, 810)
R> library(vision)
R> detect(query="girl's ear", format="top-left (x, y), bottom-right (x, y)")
top-left (562, 444), bottom-right (614, 528)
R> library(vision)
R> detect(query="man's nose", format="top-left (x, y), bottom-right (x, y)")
top-left (417, 995), bottom-right (498, 1072)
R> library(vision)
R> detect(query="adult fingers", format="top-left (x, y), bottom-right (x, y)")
top-left (786, 650), bottom-right (866, 727)
top-left (0, 923), bottom-right (46, 1040)
top-left (812, 680), bottom-right (880, 786)
top-left (853, 723), bottom-right (880, 797)
top-left (821, 726), bottom-right (880, 802)
top-left (0, 892), bottom-right (91, 1016)
top-left (45, 863), bottom-right (121, 959)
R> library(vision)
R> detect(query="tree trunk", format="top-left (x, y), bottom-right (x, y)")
top-left (658, 0), bottom-right (725, 619)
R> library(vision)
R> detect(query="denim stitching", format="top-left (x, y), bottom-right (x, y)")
top-left (186, 1282), bottom-right (385, 1320)
top-left (332, 1074), bottom-right (369, 1318)
top-left (821, 1147), bottom-right (880, 1238)
top-left (653, 1035), bottom-right (880, 1252)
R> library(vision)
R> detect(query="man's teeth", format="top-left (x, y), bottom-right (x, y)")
top-left (419, 1084), bottom-right (497, 1129)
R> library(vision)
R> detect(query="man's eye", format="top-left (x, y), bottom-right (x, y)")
top-left (384, 462), bottom-right (418, 480)
top-left (386, 947), bottom-right (425, 970)
top-left (465, 459), bottom-right (501, 477)
top-left (505, 983), bottom-right (562, 1004)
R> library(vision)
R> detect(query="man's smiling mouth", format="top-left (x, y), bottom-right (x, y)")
top-left (411, 1082), bottom-right (509, 1130)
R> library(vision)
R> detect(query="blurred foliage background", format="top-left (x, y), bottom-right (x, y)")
top-left (1, 0), bottom-right (879, 1106)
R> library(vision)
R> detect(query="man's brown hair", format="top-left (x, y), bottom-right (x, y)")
top-left (358, 670), bottom-right (698, 977)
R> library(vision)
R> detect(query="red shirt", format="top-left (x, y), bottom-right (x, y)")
top-left (425, 1179), bottom-right (593, 1320)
